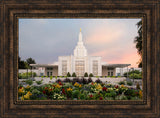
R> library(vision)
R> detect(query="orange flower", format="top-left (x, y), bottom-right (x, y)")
top-left (139, 90), bottom-right (142, 99)
top-left (79, 84), bottom-right (82, 88)
top-left (121, 84), bottom-right (124, 88)
top-left (67, 88), bottom-right (72, 91)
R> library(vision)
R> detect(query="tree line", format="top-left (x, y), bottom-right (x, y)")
top-left (134, 20), bottom-right (142, 68)
top-left (18, 56), bottom-right (36, 69)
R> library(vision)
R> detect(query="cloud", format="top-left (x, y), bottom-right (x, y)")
top-left (19, 19), bottom-right (141, 67)
top-left (90, 49), bottom-right (140, 67)
top-left (106, 52), bottom-right (140, 67)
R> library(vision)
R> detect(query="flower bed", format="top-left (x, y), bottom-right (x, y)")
top-left (18, 81), bottom-right (142, 100)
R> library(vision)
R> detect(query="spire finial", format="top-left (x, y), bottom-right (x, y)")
top-left (80, 28), bottom-right (81, 32)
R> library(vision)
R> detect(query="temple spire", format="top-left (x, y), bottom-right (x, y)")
top-left (79, 28), bottom-right (82, 42)
top-left (74, 29), bottom-right (87, 57)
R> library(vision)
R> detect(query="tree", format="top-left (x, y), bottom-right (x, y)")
top-left (84, 72), bottom-right (88, 77)
top-left (26, 57), bottom-right (36, 68)
top-left (67, 72), bottom-right (71, 77)
top-left (89, 73), bottom-right (94, 77)
top-left (123, 70), bottom-right (141, 77)
top-left (134, 20), bottom-right (142, 67)
top-left (18, 56), bottom-right (36, 78)
top-left (72, 72), bottom-right (77, 77)
top-left (18, 56), bottom-right (28, 69)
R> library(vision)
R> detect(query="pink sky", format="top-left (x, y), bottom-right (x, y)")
top-left (19, 19), bottom-right (141, 66)
top-left (84, 20), bottom-right (140, 68)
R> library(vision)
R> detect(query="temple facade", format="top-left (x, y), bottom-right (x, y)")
top-left (31, 29), bottom-right (130, 77)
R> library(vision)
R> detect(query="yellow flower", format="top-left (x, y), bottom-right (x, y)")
top-left (27, 91), bottom-right (32, 96)
top-left (26, 85), bottom-right (30, 89)
top-left (18, 88), bottom-right (24, 93)
top-left (79, 84), bottom-right (82, 88)
top-left (96, 84), bottom-right (102, 90)
top-left (94, 83), bottom-right (97, 86)
top-left (21, 96), bottom-right (24, 100)
top-left (67, 88), bottom-right (72, 91)
top-left (24, 94), bottom-right (30, 99)
top-left (55, 84), bottom-right (60, 88)
top-left (139, 90), bottom-right (142, 99)
top-left (74, 82), bottom-right (79, 86)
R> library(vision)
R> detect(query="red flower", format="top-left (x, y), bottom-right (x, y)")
top-left (43, 90), bottom-right (46, 94)
top-left (59, 81), bottom-right (62, 85)
top-left (45, 87), bottom-right (48, 90)
top-left (135, 92), bottom-right (139, 95)
top-left (62, 88), bottom-right (66, 94)
top-left (49, 89), bottom-right (53, 91)
top-left (91, 82), bottom-right (94, 85)
top-left (89, 94), bottom-right (93, 98)
top-left (115, 85), bottom-right (119, 89)
top-left (99, 97), bottom-right (103, 100)
top-left (19, 87), bottom-right (22, 89)
top-left (102, 87), bottom-right (107, 91)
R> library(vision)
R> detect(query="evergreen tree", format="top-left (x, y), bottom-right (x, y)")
top-left (26, 57), bottom-right (36, 68)
top-left (72, 72), bottom-right (77, 77)
top-left (18, 56), bottom-right (28, 69)
top-left (67, 72), bottom-right (71, 77)
top-left (89, 73), bottom-right (94, 77)
top-left (84, 72), bottom-right (88, 77)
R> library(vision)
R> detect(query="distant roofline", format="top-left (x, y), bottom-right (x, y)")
top-left (30, 64), bottom-right (58, 67)
top-left (102, 64), bottom-right (131, 68)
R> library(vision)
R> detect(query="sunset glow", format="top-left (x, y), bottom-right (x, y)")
top-left (19, 19), bottom-right (141, 68)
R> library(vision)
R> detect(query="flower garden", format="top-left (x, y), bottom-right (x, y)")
top-left (18, 78), bottom-right (142, 100)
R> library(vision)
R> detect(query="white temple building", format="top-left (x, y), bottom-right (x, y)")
top-left (30, 29), bottom-right (131, 77)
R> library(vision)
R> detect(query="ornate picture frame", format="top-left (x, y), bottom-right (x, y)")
top-left (0, 0), bottom-right (159, 117)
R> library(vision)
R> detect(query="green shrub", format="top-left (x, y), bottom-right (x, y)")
top-left (123, 70), bottom-right (141, 77)
top-left (129, 73), bottom-right (142, 79)
top-left (18, 72), bottom-right (37, 79)
top-left (95, 79), bottom-right (102, 83)
top-left (96, 76), bottom-right (99, 78)
top-left (118, 81), bottom-right (125, 85)
top-left (106, 91), bottom-right (117, 98)
top-left (31, 89), bottom-right (41, 94)
top-left (72, 90), bottom-right (80, 99)
top-left (25, 79), bottom-right (33, 85)
top-left (124, 89), bottom-right (134, 96)
top-left (115, 95), bottom-right (128, 100)
top-left (84, 72), bottom-right (88, 77)
top-left (127, 81), bottom-right (133, 86)
top-left (36, 80), bottom-right (42, 85)
top-left (72, 72), bottom-right (77, 77)
top-left (89, 73), bottom-right (94, 77)
top-left (67, 72), bottom-right (71, 77)
top-left (79, 94), bottom-right (86, 100)
top-left (88, 78), bottom-right (93, 83)
top-left (50, 76), bottom-right (53, 80)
